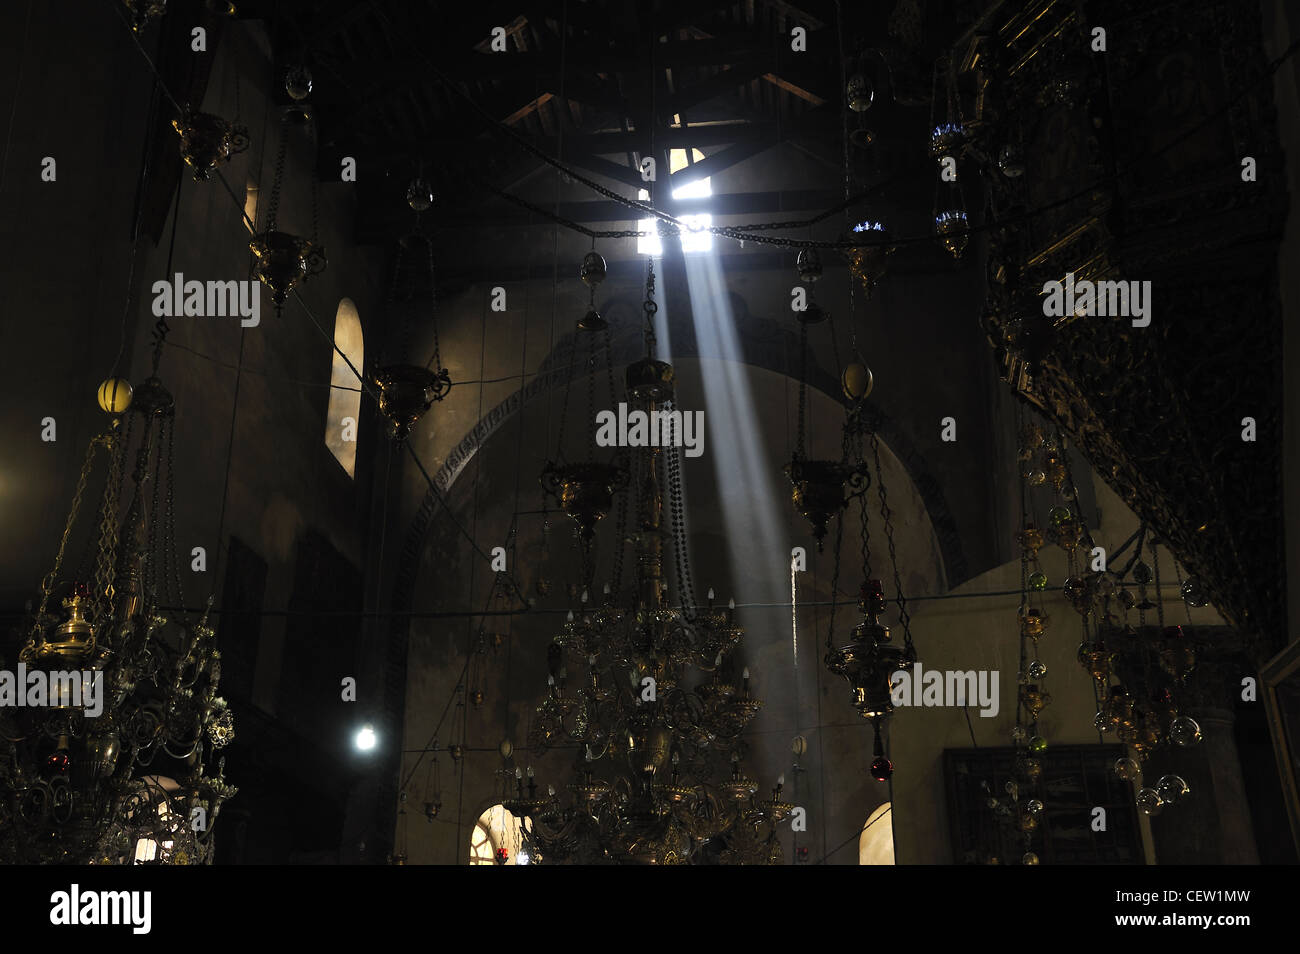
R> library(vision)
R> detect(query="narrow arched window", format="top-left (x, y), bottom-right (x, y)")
top-left (468, 804), bottom-right (530, 865)
top-left (859, 801), bottom-right (895, 865)
top-left (325, 298), bottom-right (363, 477)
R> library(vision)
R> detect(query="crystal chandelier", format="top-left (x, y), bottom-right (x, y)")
top-left (0, 370), bottom-right (235, 864)
top-left (515, 261), bottom-right (791, 864)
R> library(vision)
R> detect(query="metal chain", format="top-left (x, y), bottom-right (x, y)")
top-left (89, 427), bottom-right (126, 624)
top-left (147, 418), bottom-right (164, 600)
top-left (263, 113), bottom-right (288, 231)
top-left (870, 426), bottom-right (913, 651)
top-left (825, 497), bottom-right (846, 651)
top-left (162, 418), bottom-right (186, 615)
top-left (826, 304), bottom-right (844, 392)
top-left (602, 327), bottom-right (617, 415)
top-left (666, 410), bottom-right (697, 621)
top-left (796, 319), bottom-right (808, 458)
top-left (424, 232), bottom-right (443, 371)
top-left (585, 328), bottom-right (598, 457)
top-left (48, 438), bottom-right (102, 610)
top-left (554, 332), bottom-right (575, 463)
top-left (609, 455), bottom-right (629, 601)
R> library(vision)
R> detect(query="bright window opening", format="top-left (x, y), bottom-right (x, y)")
top-left (468, 804), bottom-right (531, 865)
top-left (638, 147), bottom-right (712, 255)
top-left (325, 298), bottom-right (363, 477)
top-left (859, 801), bottom-right (895, 865)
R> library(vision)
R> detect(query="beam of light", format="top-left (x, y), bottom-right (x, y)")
top-left (683, 253), bottom-right (789, 638)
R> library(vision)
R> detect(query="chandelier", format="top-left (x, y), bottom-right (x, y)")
top-left (514, 260), bottom-right (791, 864)
top-left (0, 370), bottom-right (235, 864)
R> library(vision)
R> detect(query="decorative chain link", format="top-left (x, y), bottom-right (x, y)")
top-left (585, 330), bottom-right (597, 458)
top-left (163, 418), bottom-right (186, 615)
top-left (870, 426), bottom-right (913, 652)
top-left (665, 410), bottom-right (697, 621)
top-left (41, 436), bottom-right (105, 616)
top-left (796, 319), bottom-right (808, 458)
top-left (425, 232), bottom-right (443, 371)
top-left (554, 333), bottom-right (575, 463)
top-left (90, 427), bottom-right (125, 625)
top-left (609, 456), bottom-right (628, 601)
top-left (263, 113), bottom-right (288, 231)
top-left (148, 418), bottom-right (164, 600)
top-left (826, 497), bottom-right (845, 651)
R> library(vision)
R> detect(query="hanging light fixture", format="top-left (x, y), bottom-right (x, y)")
top-left (786, 253), bottom-right (869, 550)
top-left (1, 371), bottom-right (236, 864)
top-left (539, 247), bottom-right (627, 581)
top-left (249, 113), bottom-right (326, 311)
top-left (823, 402), bottom-right (920, 782)
top-left (172, 107), bottom-right (249, 182)
top-left (517, 261), bottom-right (790, 864)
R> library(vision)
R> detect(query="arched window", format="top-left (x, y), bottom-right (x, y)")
top-left (859, 801), bottom-right (895, 865)
top-left (468, 804), bottom-right (531, 865)
top-left (325, 298), bottom-right (363, 477)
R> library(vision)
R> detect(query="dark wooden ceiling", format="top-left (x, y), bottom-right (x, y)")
top-left (229, 0), bottom-right (989, 245)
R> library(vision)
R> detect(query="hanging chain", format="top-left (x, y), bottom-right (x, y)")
top-left (796, 319), bottom-right (808, 458)
top-left (554, 332), bottom-right (576, 463)
top-left (90, 424), bottom-right (126, 625)
top-left (162, 417), bottom-right (186, 616)
top-left (845, 421), bottom-right (871, 581)
top-left (870, 425), bottom-right (913, 652)
top-left (585, 329), bottom-right (598, 458)
top-left (48, 438), bottom-right (101, 611)
top-left (425, 232), bottom-right (443, 371)
top-left (263, 112), bottom-right (289, 232)
top-left (602, 327), bottom-right (617, 417)
top-left (147, 418), bottom-right (165, 600)
top-left (666, 412), bottom-right (697, 621)
top-left (609, 452), bottom-right (629, 601)
top-left (825, 498), bottom-right (846, 651)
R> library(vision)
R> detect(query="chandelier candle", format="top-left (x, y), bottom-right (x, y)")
top-left (594, 403), bottom-right (705, 458)
top-left (0, 665), bottom-right (104, 717)
top-left (889, 664), bottom-right (1000, 717)
top-left (150, 272), bottom-right (261, 327)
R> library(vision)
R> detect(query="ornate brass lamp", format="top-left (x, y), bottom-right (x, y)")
top-left (787, 457), bottom-right (870, 552)
top-left (172, 109), bottom-right (249, 181)
top-left (2, 374), bottom-right (236, 864)
top-left (372, 364), bottom-right (452, 441)
top-left (249, 229), bottom-right (326, 305)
